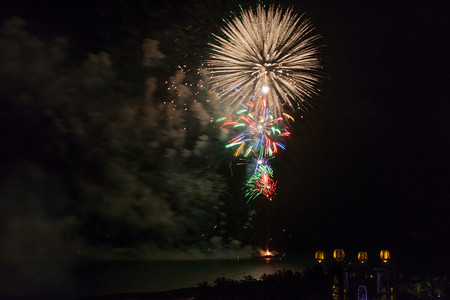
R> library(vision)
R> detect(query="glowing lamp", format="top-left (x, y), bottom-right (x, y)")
top-left (380, 249), bottom-right (391, 263)
top-left (357, 251), bottom-right (368, 263)
top-left (262, 85), bottom-right (269, 93)
top-left (315, 250), bottom-right (325, 263)
top-left (333, 249), bottom-right (345, 262)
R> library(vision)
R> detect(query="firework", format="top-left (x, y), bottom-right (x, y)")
top-left (219, 99), bottom-right (290, 159)
top-left (244, 162), bottom-right (277, 202)
top-left (208, 4), bottom-right (321, 117)
top-left (210, 4), bottom-right (321, 202)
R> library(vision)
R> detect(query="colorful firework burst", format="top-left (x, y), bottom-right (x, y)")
top-left (218, 98), bottom-right (291, 160)
top-left (244, 161), bottom-right (277, 203)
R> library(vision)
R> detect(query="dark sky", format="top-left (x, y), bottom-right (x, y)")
top-left (0, 0), bottom-right (448, 270)
top-left (276, 1), bottom-right (449, 267)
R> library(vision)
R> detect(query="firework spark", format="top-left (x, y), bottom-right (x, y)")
top-left (208, 4), bottom-right (321, 117)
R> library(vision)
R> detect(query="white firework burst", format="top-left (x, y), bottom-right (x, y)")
top-left (208, 4), bottom-right (321, 117)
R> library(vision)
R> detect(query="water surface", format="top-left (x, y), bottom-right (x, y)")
top-left (0, 256), bottom-right (311, 297)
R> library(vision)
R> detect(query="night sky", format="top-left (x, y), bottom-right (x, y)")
top-left (277, 0), bottom-right (449, 267)
top-left (0, 0), bottom-right (448, 273)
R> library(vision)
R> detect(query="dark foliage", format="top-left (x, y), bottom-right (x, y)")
top-left (398, 275), bottom-right (450, 299)
top-left (196, 269), bottom-right (330, 300)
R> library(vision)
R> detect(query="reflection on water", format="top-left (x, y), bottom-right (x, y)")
top-left (73, 257), bottom-right (310, 296)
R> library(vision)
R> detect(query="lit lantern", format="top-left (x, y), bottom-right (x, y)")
top-left (380, 249), bottom-right (391, 263)
top-left (315, 250), bottom-right (325, 263)
top-left (333, 248), bottom-right (345, 262)
top-left (357, 251), bottom-right (368, 263)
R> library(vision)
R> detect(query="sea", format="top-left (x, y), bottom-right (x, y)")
top-left (0, 255), bottom-right (311, 298)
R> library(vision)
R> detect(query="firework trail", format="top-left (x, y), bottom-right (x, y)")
top-left (208, 4), bottom-right (321, 117)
